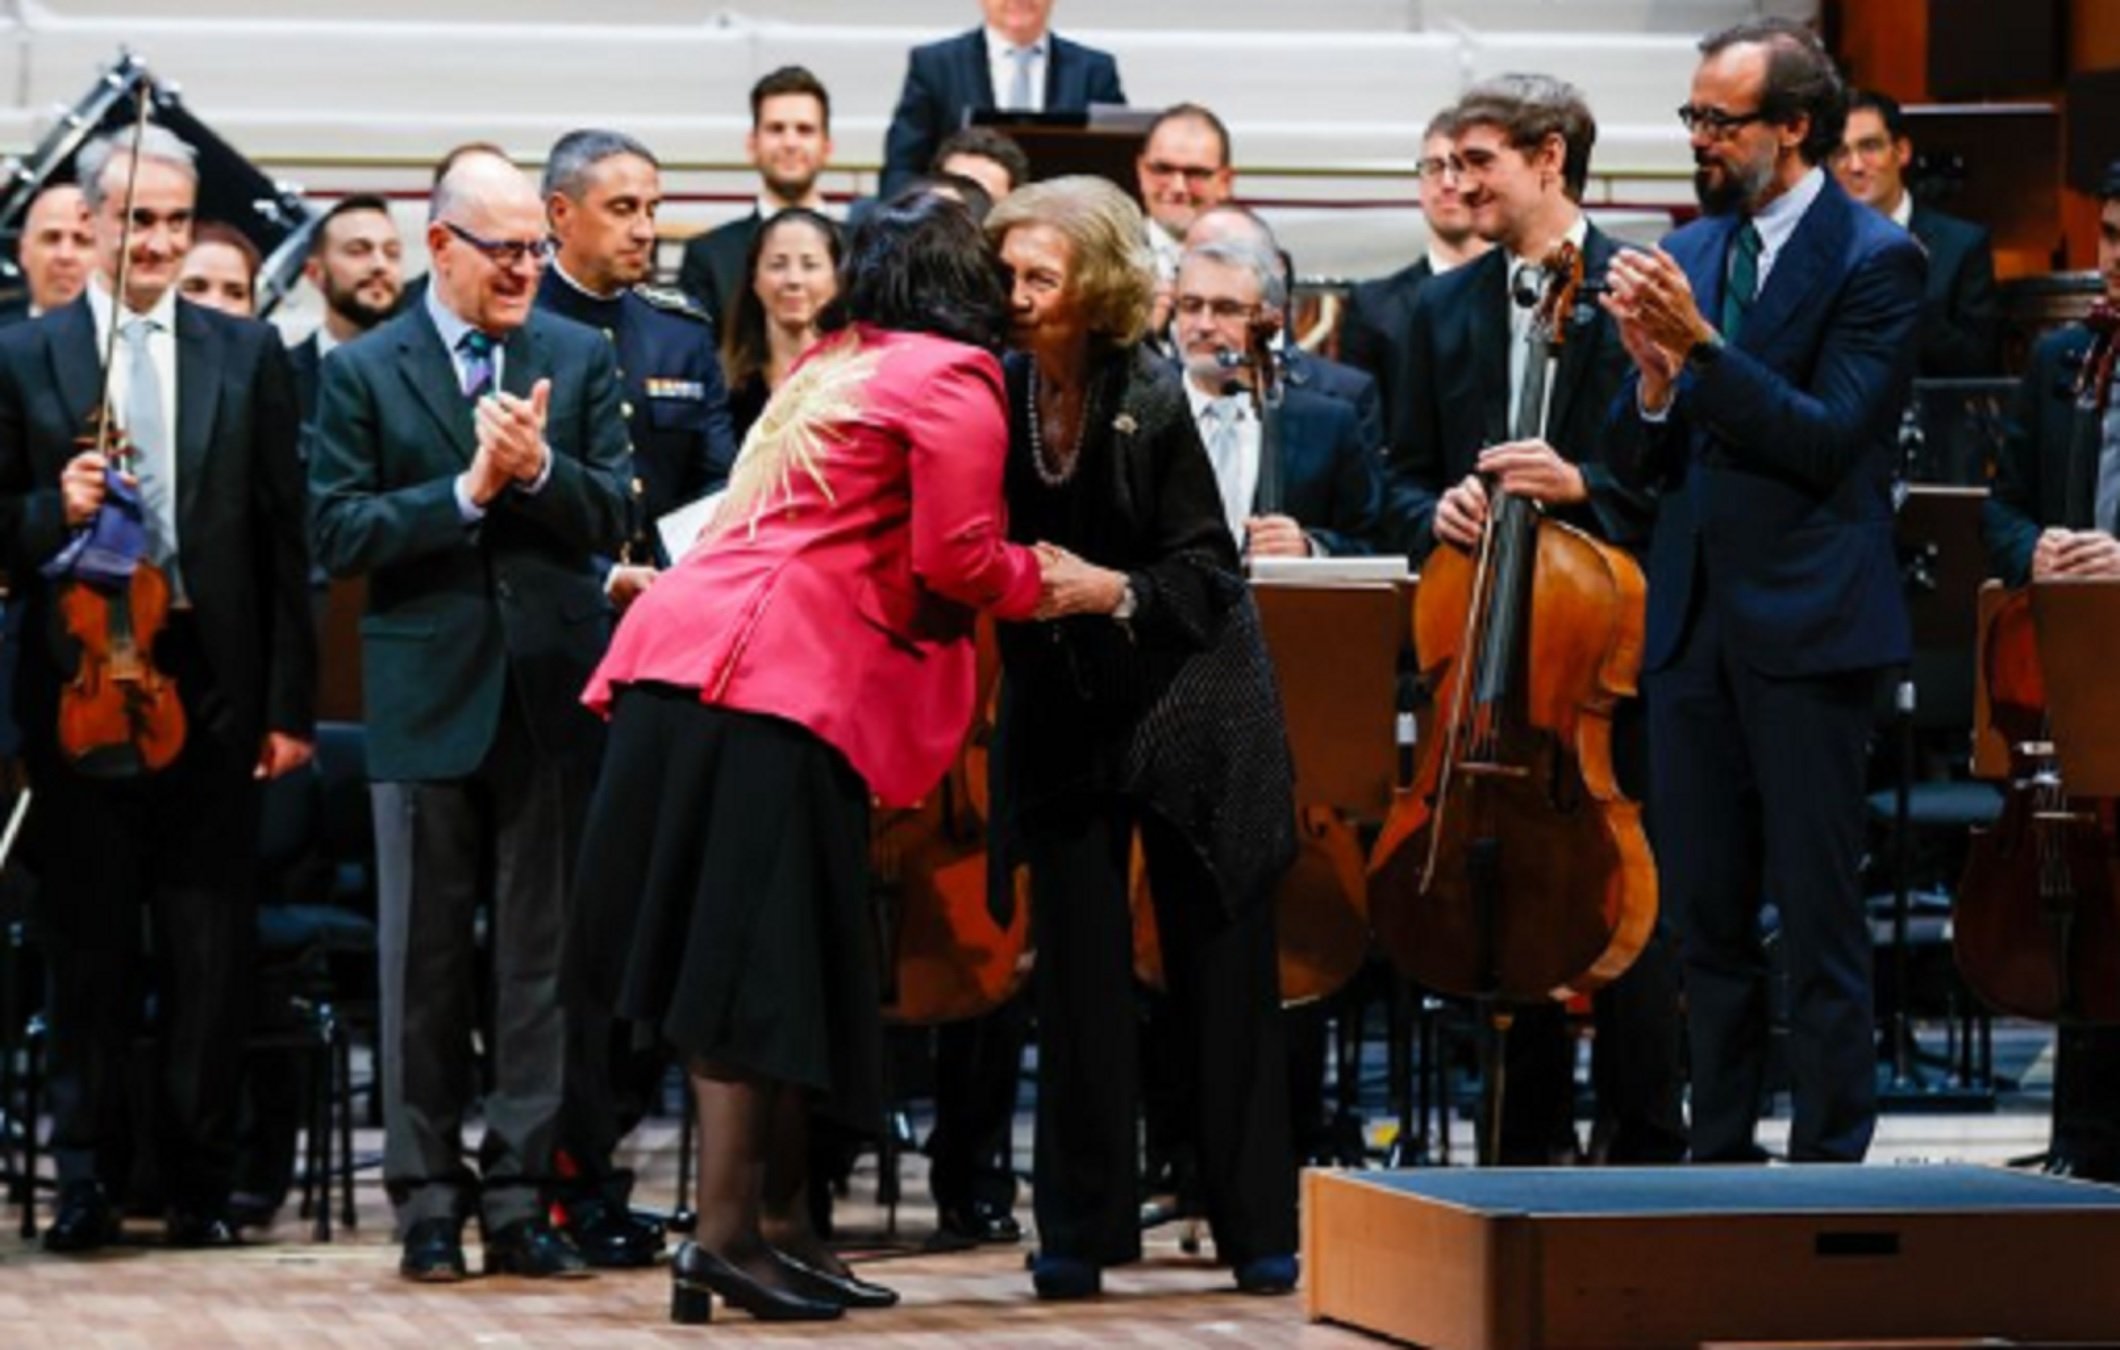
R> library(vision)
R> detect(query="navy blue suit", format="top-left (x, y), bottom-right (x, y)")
top-left (1608, 175), bottom-right (1922, 1164)
top-left (1281, 347), bottom-right (1384, 466)
top-left (1253, 383), bottom-right (1383, 556)
top-left (1908, 202), bottom-right (1999, 377)
top-left (881, 27), bottom-right (1125, 197)
top-left (1339, 257), bottom-right (1435, 462)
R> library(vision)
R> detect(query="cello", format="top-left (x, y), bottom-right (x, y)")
top-left (1366, 241), bottom-right (1657, 1007)
top-left (1953, 301), bottom-right (2120, 1024)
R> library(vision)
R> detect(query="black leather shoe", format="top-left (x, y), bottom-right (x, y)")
top-left (167, 1209), bottom-right (244, 1249)
top-left (2045, 1152), bottom-right (2120, 1185)
top-left (934, 1200), bottom-right (1023, 1247)
top-left (43, 1183), bottom-right (118, 1254)
top-left (483, 1217), bottom-right (592, 1278)
top-left (669, 1241), bottom-right (842, 1323)
top-left (399, 1217), bottom-right (468, 1283)
top-left (1030, 1252), bottom-right (1102, 1300)
top-left (560, 1195), bottom-right (665, 1269)
top-left (775, 1250), bottom-right (901, 1309)
top-left (1233, 1253), bottom-right (1299, 1296)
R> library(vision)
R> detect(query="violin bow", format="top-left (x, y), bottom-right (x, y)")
top-left (90, 79), bottom-right (154, 471)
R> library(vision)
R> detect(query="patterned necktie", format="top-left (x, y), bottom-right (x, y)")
top-left (1205, 396), bottom-right (1249, 537)
top-left (1007, 45), bottom-right (1037, 111)
top-left (1721, 221), bottom-right (1764, 342)
top-left (459, 329), bottom-right (496, 400)
top-left (121, 314), bottom-right (179, 588)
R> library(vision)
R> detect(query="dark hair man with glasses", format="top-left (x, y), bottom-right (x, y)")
top-left (1602, 18), bottom-right (1924, 1167)
top-left (1339, 109), bottom-right (1492, 460)
top-left (1830, 88), bottom-right (1999, 375)
top-left (310, 152), bottom-right (632, 1282)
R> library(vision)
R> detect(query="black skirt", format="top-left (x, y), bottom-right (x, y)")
top-left (569, 684), bottom-right (882, 1132)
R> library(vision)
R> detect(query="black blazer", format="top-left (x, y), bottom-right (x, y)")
top-left (290, 330), bottom-right (324, 428)
top-left (1908, 202), bottom-right (2000, 378)
top-left (1339, 256), bottom-right (1434, 459)
top-left (1607, 177), bottom-right (1923, 677)
top-left (1389, 224), bottom-right (1651, 562)
top-left (1259, 383), bottom-right (1384, 556)
top-left (881, 27), bottom-right (1126, 196)
top-left (0, 294), bottom-right (314, 758)
top-left (674, 209), bottom-right (759, 332)
top-left (1986, 323), bottom-right (2098, 585)
top-left (309, 306), bottom-right (632, 781)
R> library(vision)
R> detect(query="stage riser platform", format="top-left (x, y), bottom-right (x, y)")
top-left (1303, 1165), bottom-right (2120, 1350)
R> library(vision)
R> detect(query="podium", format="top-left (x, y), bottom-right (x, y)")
top-left (969, 106), bottom-right (1153, 198)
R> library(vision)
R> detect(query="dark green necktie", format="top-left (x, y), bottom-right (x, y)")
top-left (1721, 221), bottom-right (1763, 343)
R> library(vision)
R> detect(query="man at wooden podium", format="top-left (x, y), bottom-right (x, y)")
top-left (1394, 74), bottom-right (1685, 1164)
top-left (1980, 159), bottom-right (2120, 1183)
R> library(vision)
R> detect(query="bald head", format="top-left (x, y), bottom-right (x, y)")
top-left (427, 155), bottom-right (548, 334)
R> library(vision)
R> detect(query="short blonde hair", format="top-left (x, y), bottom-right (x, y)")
top-left (986, 176), bottom-right (1156, 347)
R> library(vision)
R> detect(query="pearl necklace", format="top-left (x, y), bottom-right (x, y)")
top-left (1028, 365), bottom-right (1094, 487)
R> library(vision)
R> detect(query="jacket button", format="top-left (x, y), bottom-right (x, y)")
top-left (497, 579), bottom-right (515, 601)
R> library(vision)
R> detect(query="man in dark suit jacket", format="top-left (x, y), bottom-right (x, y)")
top-left (1408, 76), bottom-right (1682, 1167)
top-left (310, 155), bottom-right (631, 1280)
top-left (881, 1), bottom-right (1125, 198)
top-left (1981, 162), bottom-right (2120, 1182)
top-left (0, 128), bottom-right (314, 1251)
top-left (1173, 238), bottom-right (1382, 556)
top-left (290, 195), bottom-right (404, 428)
top-left (1603, 20), bottom-right (1923, 1164)
top-left (1339, 112), bottom-right (1492, 460)
top-left (675, 66), bottom-right (834, 329)
top-left (1832, 89), bottom-right (1999, 376)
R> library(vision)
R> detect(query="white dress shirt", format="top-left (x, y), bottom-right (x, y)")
top-left (1744, 165), bottom-right (1826, 297)
top-left (985, 26), bottom-right (1048, 112)
top-left (1504, 213), bottom-right (1589, 440)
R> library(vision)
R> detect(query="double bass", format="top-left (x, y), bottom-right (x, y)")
top-left (1954, 301), bottom-right (2120, 1023)
top-left (1365, 242), bottom-right (1656, 1006)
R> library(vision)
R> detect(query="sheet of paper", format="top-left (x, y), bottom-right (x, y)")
top-left (1247, 555), bottom-right (1412, 585)
top-left (656, 490), bottom-right (724, 563)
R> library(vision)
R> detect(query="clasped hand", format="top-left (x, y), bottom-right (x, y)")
top-left (1599, 247), bottom-right (1715, 406)
top-left (465, 378), bottom-right (552, 505)
top-left (2033, 527), bottom-right (2120, 580)
top-left (1032, 541), bottom-right (1127, 620)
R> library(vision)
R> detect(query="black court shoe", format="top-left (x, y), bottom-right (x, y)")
top-left (669, 1241), bottom-right (844, 1324)
top-left (775, 1250), bottom-right (901, 1309)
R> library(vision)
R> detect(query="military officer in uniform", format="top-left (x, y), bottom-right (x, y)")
top-left (535, 128), bottom-right (737, 1267)
top-left (540, 129), bottom-right (735, 611)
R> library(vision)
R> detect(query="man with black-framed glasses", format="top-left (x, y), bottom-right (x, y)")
top-left (1602, 18), bottom-right (1924, 1167)
top-left (310, 152), bottom-right (632, 1282)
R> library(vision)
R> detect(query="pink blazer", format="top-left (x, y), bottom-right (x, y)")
top-left (584, 325), bottom-right (1042, 807)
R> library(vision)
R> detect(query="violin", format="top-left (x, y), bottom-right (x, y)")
top-left (1953, 299), bottom-right (2120, 1023)
top-left (1365, 241), bottom-right (1657, 1003)
top-left (873, 616), bottom-right (1032, 1025)
top-left (53, 86), bottom-right (187, 779)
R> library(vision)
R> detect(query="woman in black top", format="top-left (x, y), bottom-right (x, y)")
top-left (984, 176), bottom-right (1300, 1300)
top-left (717, 207), bottom-right (842, 443)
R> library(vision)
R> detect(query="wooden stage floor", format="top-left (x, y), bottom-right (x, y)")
top-left (0, 1104), bottom-right (2081, 1348)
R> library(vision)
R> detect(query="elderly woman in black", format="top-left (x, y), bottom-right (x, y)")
top-left (985, 176), bottom-right (1299, 1299)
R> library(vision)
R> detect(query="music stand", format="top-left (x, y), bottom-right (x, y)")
top-left (970, 105), bottom-right (1153, 200)
top-left (1250, 579), bottom-right (1406, 817)
top-left (2032, 580), bottom-right (2120, 797)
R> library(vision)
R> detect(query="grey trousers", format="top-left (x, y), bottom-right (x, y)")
top-left (373, 710), bottom-right (578, 1232)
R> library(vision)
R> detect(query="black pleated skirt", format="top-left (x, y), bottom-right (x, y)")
top-left (569, 684), bottom-right (881, 1132)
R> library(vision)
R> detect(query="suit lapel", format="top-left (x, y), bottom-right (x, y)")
top-left (501, 314), bottom-right (550, 403)
top-left (962, 29), bottom-right (996, 108)
top-left (1545, 226), bottom-right (1613, 437)
top-left (46, 296), bottom-right (102, 428)
top-left (396, 311), bottom-right (477, 465)
top-left (173, 301), bottom-right (220, 534)
top-left (1045, 37), bottom-right (1074, 106)
top-left (1680, 213), bottom-right (1738, 345)
top-left (1466, 252), bottom-right (1511, 445)
top-left (1739, 182), bottom-right (1850, 358)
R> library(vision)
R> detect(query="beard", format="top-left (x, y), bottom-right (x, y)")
top-left (1692, 150), bottom-right (1774, 215)
top-left (325, 273), bottom-right (400, 330)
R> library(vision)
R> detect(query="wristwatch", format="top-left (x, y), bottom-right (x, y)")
top-left (1112, 578), bottom-right (1138, 622)
top-left (1684, 329), bottom-right (1726, 374)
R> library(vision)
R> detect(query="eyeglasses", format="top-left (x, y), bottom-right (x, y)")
top-left (1173, 296), bottom-right (1258, 321)
top-left (442, 220), bottom-right (549, 270)
top-left (1416, 157), bottom-right (1452, 179)
top-left (1142, 160), bottom-right (1221, 184)
top-left (1676, 104), bottom-right (1768, 139)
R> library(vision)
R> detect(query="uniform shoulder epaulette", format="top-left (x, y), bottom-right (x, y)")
top-left (636, 284), bottom-right (715, 327)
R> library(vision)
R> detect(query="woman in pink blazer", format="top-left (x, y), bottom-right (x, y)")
top-left (570, 194), bottom-right (1045, 1324)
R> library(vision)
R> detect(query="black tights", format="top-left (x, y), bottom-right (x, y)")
top-left (687, 1065), bottom-right (850, 1282)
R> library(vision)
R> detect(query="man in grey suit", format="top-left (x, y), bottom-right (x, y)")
top-left (310, 154), bottom-right (631, 1282)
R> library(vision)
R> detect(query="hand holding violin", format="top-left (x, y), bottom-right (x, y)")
top-left (61, 449), bottom-right (127, 527)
